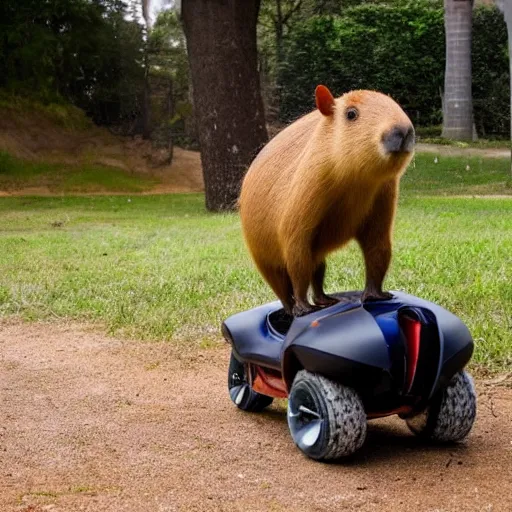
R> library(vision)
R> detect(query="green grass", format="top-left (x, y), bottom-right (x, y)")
top-left (0, 189), bottom-right (510, 371)
top-left (0, 151), bottom-right (158, 193)
top-left (404, 153), bottom-right (512, 195)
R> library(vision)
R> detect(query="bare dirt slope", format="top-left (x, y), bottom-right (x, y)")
top-left (1, 321), bottom-right (511, 512)
top-left (0, 106), bottom-right (204, 194)
top-left (2, 104), bottom-right (510, 197)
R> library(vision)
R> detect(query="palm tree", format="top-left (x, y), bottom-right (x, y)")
top-left (442, 0), bottom-right (474, 141)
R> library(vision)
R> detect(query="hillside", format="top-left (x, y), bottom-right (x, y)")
top-left (0, 98), bottom-right (204, 195)
top-left (1, 98), bottom-right (510, 197)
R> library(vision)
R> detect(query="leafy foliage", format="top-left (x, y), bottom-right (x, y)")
top-left (472, 5), bottom-right (510, 137)
top-left (0, 0), bottom-right (145, 126)
top-left (279, 2), bottom-right (445, 124)
top-left (275, 1), bottom-right (509, 135)
top-left (148, 9), bottom-right (194, 146)
top-left (149, 10), bottom-right (188, 98)
top-left (1, 0), bottom-right (509, 139)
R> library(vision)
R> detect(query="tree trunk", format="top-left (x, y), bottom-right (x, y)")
top-left (442, 0), bottom-right (474, 141)
top-left (146, 72), bottom-right (174, 166)
top-left (141, 2), bottom-right (151, 140)
top-left (275, 0), bottom-right (285, 67)
top-left (142, 65), bottom-right (152, 140)
top-left (496, 0), bottom-right (512, 177)
top-left (182, 0), bottom-right (268, 211)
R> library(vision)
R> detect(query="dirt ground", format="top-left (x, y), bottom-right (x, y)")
top-left (1, 321), bottom-right (511, 512)
top-left (415, 143), bottom-right (510, 159)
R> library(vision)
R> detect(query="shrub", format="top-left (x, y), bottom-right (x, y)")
top-left (278, 1), bottom-right (509, 136)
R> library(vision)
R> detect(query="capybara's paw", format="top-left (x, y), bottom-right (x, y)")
top-left (362, 290), bottom-right (393, 302)
top-left (292, 302), bottom-right (316, 317)
top-left (313, 294), bottom-right (339, 308)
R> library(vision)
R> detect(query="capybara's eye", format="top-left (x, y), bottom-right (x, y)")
top-left (346, 107), bottom-right (358, 121)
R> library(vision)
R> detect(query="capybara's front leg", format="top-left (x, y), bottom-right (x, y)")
top-left (285, 243), bottom-right (316, 317)
top-left (357, 182), bottom-right (397, 303)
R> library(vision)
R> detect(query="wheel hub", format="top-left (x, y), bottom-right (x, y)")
top-left (288, 395), bottom-right (324, 449)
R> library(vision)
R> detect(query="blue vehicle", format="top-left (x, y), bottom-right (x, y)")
top-left (222, 291), bottom-right (476, 461)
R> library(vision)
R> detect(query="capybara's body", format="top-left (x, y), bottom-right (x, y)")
top-left (239, 86), bottom-right (415, 316)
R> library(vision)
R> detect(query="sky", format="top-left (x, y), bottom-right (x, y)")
top-left (148, 0), bottom-right (177, 25)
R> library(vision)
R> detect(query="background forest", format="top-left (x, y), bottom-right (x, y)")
top-left (1, 0), bottom-right (509, 144)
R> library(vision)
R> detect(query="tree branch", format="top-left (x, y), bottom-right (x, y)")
top-left (282, 0), bottom-right (303, 25)
top-left (258, 19), bottom-right (274, 30)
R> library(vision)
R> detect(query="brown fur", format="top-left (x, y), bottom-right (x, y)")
top-left (239, 88), bottom-right (414, 315)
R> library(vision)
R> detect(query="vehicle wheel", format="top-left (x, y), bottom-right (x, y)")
top-left (406, 371), bottom-right (476, 442)
top-left (287, 370), bottom-right (366, 460)
top-left (228, 351), bottom-right (274, 412)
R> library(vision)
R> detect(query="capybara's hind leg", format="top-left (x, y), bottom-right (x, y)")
top-left (286, 258), bottom-right (315, 317)
top-left (312, 261), bottom-right (338, 307)
top-left (259, 264), bottom-right (294, 314)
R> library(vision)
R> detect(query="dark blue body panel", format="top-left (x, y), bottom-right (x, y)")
top-left (222, 291), bottom-right (474, 408)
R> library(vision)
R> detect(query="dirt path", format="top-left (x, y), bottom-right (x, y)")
top-left (1, 322), bottom-right (511, 512)
top-left (416, 143), bottom-right (510, 159)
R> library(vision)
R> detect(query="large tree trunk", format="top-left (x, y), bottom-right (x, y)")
top-left (182, 0), bottom-right (268, 211)
top-left (442, 0), bottom-right (474, 141)
top-left (497, 0), bottom-right (512, 176)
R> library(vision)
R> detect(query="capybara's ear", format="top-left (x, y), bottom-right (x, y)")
top-left (315, 85), bottom-right (335, 116)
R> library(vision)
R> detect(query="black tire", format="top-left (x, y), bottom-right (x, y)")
top-left (227, 351), bottom-right (274, 412)
top-left (287, 370), bottom-right (366, 460)
top-left (406, 371), bottom-right (476, 442)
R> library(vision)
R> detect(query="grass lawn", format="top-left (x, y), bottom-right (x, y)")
top-left (403, 153), bottom-right (512, 195)
top-left (0, 154), bottom-right (511, 372)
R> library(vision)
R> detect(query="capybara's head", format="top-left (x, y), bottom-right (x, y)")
top-left (315, 85), bottom-right (415, 180)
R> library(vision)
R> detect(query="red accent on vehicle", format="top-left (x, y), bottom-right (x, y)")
top-left (401, 316), bottom-right (421, 393)
top-left (252, 365), bottom-right (288, 398)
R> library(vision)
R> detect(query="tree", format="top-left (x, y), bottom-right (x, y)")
top-left (496, 0), bottom-right (512, 176)
top-left (0, 0), bottom-right (145, 126)
top-left (260, 0), bottom-right (304, 67)
top-left (258, 0), bottom-right (306, 120)
top-left (472, 4), bottom-right (509, 138)
top-left (182, 0), bottom-right (268, 212)
top-left (150, 9), bottom-right (196, 146)
top-left (442, 0), bottom-right (474, 140)
top-left (257, 0), bottom-right (368, 118)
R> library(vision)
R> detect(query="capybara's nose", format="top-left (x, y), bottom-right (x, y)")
top-left (382, 125), bottom-right (415, 153)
